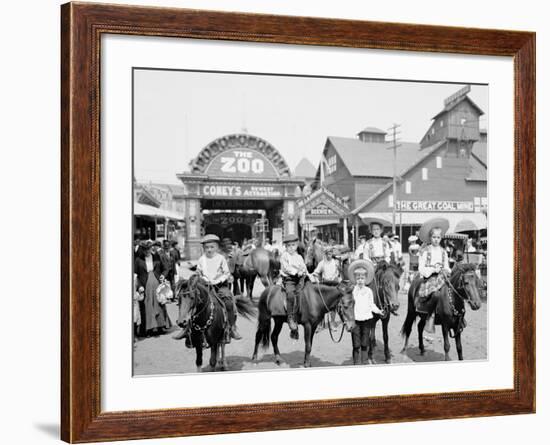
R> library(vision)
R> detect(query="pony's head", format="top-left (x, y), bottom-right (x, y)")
top-left (337, 280), bottom-right (356, 332)
top-left (175, 275), bottom-right (202, 329)
top-left (451, 263), bottom-right (482, 311)
top-left (374, 261), bottom-right (401, 314)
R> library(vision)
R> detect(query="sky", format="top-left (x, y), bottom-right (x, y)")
top-left (134, 69), bottom-right (488, 184)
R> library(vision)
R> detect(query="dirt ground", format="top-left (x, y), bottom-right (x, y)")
top-left (133, 278), bottom-right (487, 375)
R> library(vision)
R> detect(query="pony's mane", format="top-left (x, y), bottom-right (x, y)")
top-left (375, 260), bottom-right (402, 280)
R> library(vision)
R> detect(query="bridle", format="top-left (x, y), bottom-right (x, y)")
top-left (442, 268), bottom-right (478, 337)
top-left (178, 280), bottom-right (215, 332)
top-left (315, 281), bottom-right (349, 343)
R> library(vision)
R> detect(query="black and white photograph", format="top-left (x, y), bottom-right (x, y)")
top-left (132, 68), bottom-right (488, 375)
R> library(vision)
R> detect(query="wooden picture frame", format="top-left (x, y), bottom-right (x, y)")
top-left (61, 2), bottom-right (535, 442)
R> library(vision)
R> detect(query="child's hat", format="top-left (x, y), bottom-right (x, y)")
top-left (418, 217), bottom-right (450, 244)
top-left (283, 234), bottom-right (299, 244)
top-left (348, 259), bottom-right (375, 284)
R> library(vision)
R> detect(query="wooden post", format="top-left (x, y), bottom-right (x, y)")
top-left (343, 217), bottom-right (349, 247)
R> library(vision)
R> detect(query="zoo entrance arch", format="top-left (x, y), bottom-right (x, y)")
top-left (177, 134), bottom-right (304, 259)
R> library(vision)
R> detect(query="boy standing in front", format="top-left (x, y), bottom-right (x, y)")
top-left (348, 259), bottom-right (384, 365)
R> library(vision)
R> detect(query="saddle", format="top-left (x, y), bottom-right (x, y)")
top-left (265, 285), bottom-right (301, 317)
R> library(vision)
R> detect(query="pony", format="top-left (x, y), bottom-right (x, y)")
top-left (365, 260), bottom-right (402, 363)
top-left (239, 247), bottom-right (280, 300)
top-left (252, 281), bottom-right (355, 368)
top-left (176, 275), bottom-right (256, 371)
top-left (400, 263), bottom-right (482, 361)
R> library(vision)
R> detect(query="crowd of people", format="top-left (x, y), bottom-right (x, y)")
top-left (132, 223), bottom-right (486, 349)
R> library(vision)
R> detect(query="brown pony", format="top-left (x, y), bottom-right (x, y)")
top-left (368, 261), bottom-right (402, 363)
top-left (239, 247), bottom-right (280, 299)
top-left (176, 275), bottom-right (256, 371)
top-left (400, 263), bottom-right (482, 361)
top-left (252, 281), bottom-right (355, 368)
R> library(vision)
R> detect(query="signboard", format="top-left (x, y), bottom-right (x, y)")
top-left (444, 85), bottom-right (471, 106)
top-left (205, 149), bottom-right (279, 178)
top-left (396, 200), bottom-right (474, 212)
top-left (201, 184), bottom-right (284, 199)
top-left (205, 213), bottom-right (259, 226)
top-left (308, 203), bottom-right (336, 216)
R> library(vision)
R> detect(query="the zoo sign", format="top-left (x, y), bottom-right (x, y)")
top-left (205, 149), bottom-right (279, 178)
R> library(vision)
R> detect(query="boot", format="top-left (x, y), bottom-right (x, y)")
top-left (172, 328), bottom-right (187, 340)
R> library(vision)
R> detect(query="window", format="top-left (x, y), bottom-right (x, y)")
top-left (436, 156), bottom-right (442, 168)
top-left (388, 194), bottom-right (394, 208)
top-left (431, 127), bottom-right (435, 135)
top-left (460, 117), bottom-right (467, 125)
top-left (440, 120), bottom-right (444, 127)
top-left (327, 155), bottom-right (337, 174)
top-left (422, 168), bottom-right (428, 180)
top-left (405, 181), bottom-right (411, 194)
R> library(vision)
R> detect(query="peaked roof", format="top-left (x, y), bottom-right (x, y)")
top-left (432, 95), bottom-right (485, 120)
top-left (327, 136), bottom-right (422, 178)
top-left (350, 140), bottom-right (447, 214)
top-left (293, 157), bottom-right (317, 178)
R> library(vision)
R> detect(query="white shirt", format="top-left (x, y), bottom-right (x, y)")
top-left (197, 253), bottom-right (230, 284)
top-left (312, 259), bottom-right (340, 282)
top-left (354, 242), bottom-right (366, 259)
top-left (353, 286), bottom-right (380, 321)
top-left (365, 237), bottom-right (391, 262)
top-left (280, 251), bottom-right (307, 277)
top-left (418, 245), bottom-right (451, 278)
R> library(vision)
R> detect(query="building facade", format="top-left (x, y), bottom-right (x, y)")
top-left (177, 133), bottom-right (304, 259)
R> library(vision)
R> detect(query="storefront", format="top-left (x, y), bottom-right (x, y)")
top-left (177, 134), bottom-right (304, 259)
top-left (298, 187), bottom-right (350, 244)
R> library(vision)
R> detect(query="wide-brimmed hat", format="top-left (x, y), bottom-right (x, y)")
top-left (201, 234), bottom-right (221, 244)
top-left (283, 234), bottom-right (299, 244)
top-left (139, 240), bottom-right (153, 249)
top-left (348, 259), bottom-right (375, 284)
top-left (323, 245), bottom-right (335, 254)
top-left (418, 217), bottom-right (450, 244)
top-left (408, 235), bottom-right (418, 243)
top-left (358, 234), bottom-right (367, 240)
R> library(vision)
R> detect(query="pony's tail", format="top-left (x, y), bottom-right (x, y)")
top-left (257, 287), bottom-right (272, 349)
top-left (400, 286), bottom-right (416, 338)
top-left (235, 295), bottom-right (257, 320)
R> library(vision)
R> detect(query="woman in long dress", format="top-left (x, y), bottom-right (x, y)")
top-left (134, 241), bottom-right (172, 336)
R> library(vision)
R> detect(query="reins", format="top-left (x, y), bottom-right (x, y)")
top-left (315, 282), bottom-right (346, 343)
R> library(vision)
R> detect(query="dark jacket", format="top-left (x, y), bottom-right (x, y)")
top-left (157, 249), bottom-right (174, 280)
top-left (134, 253), bottom-right (164, 288)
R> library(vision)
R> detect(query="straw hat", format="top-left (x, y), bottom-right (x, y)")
top-left (283, 234), bottom-right (299, 244)
top-left (348, 259), bottom-right (375, 285)
top-left (200, 234), bottom-right (221, 244)
top-left (418, 217), bottom-right (450, 244)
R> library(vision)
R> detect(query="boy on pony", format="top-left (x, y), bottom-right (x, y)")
top-left (196, 234), bottom-right (242, 342)
top-left (280, 233), bottom-right (308, 339)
